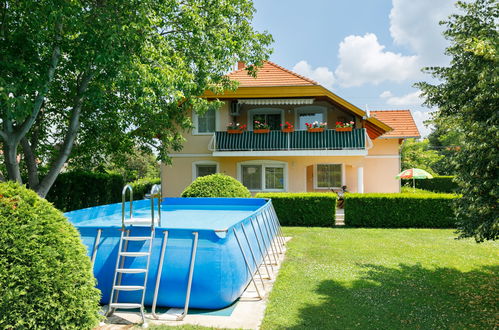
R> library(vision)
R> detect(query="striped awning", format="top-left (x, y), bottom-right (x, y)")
top-left (238, 98), bottom-right (315, 106)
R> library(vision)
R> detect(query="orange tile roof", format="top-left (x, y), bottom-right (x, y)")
top-left (371, 110), bottom-right (420, 138)
top-left (228, 61), bottom-right (318, 87)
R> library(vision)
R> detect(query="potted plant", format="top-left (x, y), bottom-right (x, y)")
top-left (280, 121), bottom-right (294, 133)
top-left (227, 123), bottom-right (246, 134)
top-left (253, 121), bottom-right (270, 133)
top-left (305, 121), bottom-right (327, 133)
top-left (335, 121), bottom-right (354, 132)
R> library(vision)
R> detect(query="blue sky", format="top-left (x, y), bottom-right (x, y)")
top-left (251, 0), bottom-right (460, 137)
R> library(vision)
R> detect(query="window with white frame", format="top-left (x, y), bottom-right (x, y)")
top-left (192, 161), bottom-right (219, 180)
top-left (193, 109), bottom-right (216, 134)
top-left (315, 164), bottom-right (342, 188)
top-left (239, 161), bottom-right (286, 191)
top-left (295, 106), bottom-right (327, 130)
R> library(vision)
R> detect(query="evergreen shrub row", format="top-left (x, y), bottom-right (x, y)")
top-left (45, 171), bottom-right (124, 211)
top-left (345, 193), bottom-right (459, 228)
top-left (402, 176), bottom-right (458, 193)
top-left (255, 192), bottom-right (337, 227)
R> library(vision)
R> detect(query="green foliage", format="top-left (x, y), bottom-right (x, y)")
top-left (402, 176), bottom-right (458, 193)
top-left (0, 0), bottom-right (272, 196)
top-left (181, 174), bottom-right (251, 198)
top-left (400, 186), bottom-right (437, 194)
top-left (0, 182), bottom-right (101, 329)
top-left (400, 139), bottom-right (443, 175)
top-left (344, 193), bottom-right (459, 228)
top-left (416, 0), bottom-right (498, 241)
top-left (255, 193), bottom-right (336, 227)
top-left (129, 177), bottom-right (162, 200)
top-left (45, 171), bottom-right (124, 212)
top-left (426, 119), bottom-right (464, 175)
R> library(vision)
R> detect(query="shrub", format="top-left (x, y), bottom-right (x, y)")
top-left (345, 193), bottom-right (459, 228)
top-left (45, 171), bottom-right (124, 211)
top-left (181, 173), bottom-right (251, 198)
top-left (129, 177), bottom-right (161, 200)
top-left (255, 193), bottom-right (336, 227)
top-left (0, 182), bottom-right (101, 329)
top-left (402, 176), bottom-right (458, 193)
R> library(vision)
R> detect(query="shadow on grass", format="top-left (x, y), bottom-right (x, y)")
top-left (288, 264), bottom-right (498, 329)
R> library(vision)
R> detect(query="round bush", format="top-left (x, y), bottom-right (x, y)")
top-left (0, 182), bottom-right (101, 329)
top-left (181, 173), bottom-right (251, 198)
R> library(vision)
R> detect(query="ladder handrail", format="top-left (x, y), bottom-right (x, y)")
top-left (121, 184), bottom-right (133, 229)
top-left (150, 184), bottom-right (162, 228)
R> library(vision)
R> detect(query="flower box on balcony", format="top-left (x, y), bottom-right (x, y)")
top-left (307, 127), bottom-right (325, 133)
top-left (254, 129), bottom-right (270, 134)
top-left (281, 127), bottom-right (294, 133)
top-left (335, 127), bottom-right (353, 132)
top-left (227, 129), bottom-right (244, 134)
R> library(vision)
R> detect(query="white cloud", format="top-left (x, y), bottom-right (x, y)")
top-left (292, 60), bottom-right (335, 90)
top-left (335, 33), bottom-right (420, 87)
top-left (390, 0), bottom-right (455, 65)
top-left (380, 90), bottom-right (422, 106)
top-left (412, 109), bottom-right (434, 138)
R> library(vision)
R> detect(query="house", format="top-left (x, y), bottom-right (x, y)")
top-left (161, 61), bottom-right (420, 196)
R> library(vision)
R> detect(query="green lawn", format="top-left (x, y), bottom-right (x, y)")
top-left (262, 228), bottom-right (498, 329)
top-left (148, 228), bottom-right (498, 330)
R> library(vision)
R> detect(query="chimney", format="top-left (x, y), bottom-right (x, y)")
top-left (237, 61), bottom-right (246, 70)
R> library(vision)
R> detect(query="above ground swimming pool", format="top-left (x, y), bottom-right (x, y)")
top-left (65, 197), bottom-right (283, 312)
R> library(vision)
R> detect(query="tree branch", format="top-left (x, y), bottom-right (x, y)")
top-left (36, 71), bottom-right (94, 197)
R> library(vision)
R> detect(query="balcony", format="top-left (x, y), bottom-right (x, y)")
top-left (211, 129), bottom-right (368, 156)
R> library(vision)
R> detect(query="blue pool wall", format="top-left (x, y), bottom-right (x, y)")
top-left (66, 197), bottom-right (277, 309)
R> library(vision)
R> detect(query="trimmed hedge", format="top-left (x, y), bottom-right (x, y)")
top-left (45, 171), bottom-right (124, 212)
top-left (345, 193), bottom-right (459, 228)
top-left (402, 176), bottom-right (458, 193)
top-left (255, 193), bottom-right (337, 227)
top-left (181, 174), bottom-right (251, 198)
top-left (0, 182), bottom-right (101, 329)
top-left (129, 177), bottom-right (161, 200)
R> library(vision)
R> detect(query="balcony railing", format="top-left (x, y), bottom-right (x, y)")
top-left (212, 128), bottom-right (366, 151)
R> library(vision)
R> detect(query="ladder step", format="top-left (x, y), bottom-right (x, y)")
top-left (113, 285), bottom-right (145, 291)
top-left (119, 252), bottom-right (150, 257)
top-left (110, 303), bottom-right (142, 309)
top-left (116, 268), bottom-right (147, 274)
top-left (122, 236), bottom-right (153, 241)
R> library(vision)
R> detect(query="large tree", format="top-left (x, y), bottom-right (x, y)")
top-left (0, 0), bottom-right (272, 197)
top-left (416, 0), bottom-right (498, 242)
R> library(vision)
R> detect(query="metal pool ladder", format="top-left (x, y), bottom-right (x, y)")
top-left (106, 184), bottom-right (162, 327)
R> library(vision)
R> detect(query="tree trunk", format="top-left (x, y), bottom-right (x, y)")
top-left (21, 137), bottom-right (40, 188)
top-left (2, 141), bottom-right (22, 183)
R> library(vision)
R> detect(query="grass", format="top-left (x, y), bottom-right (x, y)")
top-left (145, 228), bottom-right (498, 330)
top-left (261, 228), bottom-right (498, 329)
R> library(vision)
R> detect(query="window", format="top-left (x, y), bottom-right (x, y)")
top-left (241, 165), bottom-right (262, 190)
top-left (315, 164), bottom-right (342, 188)
top-left (194, 109), bottom-right (216, 134)
top-left (253, 113), bottom-right (281, 130)
top-left (196, 164), bottom-right (217, 178)
top-left (249, 109), bottom-right (284, 130)
top-left (295, 106), bottom-right (327, 130)
top-left (192, 161), bottom-right (219, 180)
top-left (238, 161), bottom-right (287, 191)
